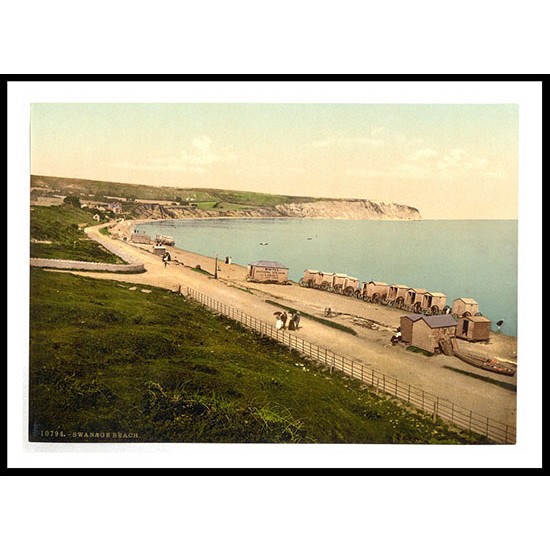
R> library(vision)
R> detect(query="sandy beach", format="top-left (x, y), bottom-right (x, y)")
top-left (75, 219), bottom-right (517, 428)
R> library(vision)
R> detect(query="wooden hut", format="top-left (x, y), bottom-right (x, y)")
top-left (421, 292), bottom-right (447, 314)
top-left (405, 287), bottom-right (427, 312)
top-left (451, 298), bottom-right (479, 317)
top-left (387, 284), bottom-right (409, 306)
top-left (456, 315), bottom-right (491, 342)
top-left (247, 261), bottom-right (289, 284)
top-left (153, 245), bottom-right (166, 256)
top-left (332, 273), bottom-right (348, 293)
top-left (315, 271), bottom-right (335, 290)
top-left (300, 269), bottom-right (320, 287)
top-left (361, 281), bottom-right (389, 302)
top-left (400, 314), bottom-right (458, 354)
top-left (342, 276), bottom-right (359, 296)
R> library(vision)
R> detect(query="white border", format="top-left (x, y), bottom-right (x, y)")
top-left (8, 80), bottom-right (542, 469)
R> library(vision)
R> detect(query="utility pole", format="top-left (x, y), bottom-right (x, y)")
top-left (214, 254), bottom-right (218, 279)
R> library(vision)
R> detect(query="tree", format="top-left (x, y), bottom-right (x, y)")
top-left (63, 195), bottom-right (81, 208)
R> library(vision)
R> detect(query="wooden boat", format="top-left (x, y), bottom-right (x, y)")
top-left (454, 351), bottom-right (516, 376)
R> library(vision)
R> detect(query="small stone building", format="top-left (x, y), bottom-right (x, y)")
top-left (451, 298), bottom-right (479, 317)
top-left (247, 261), bottom-right (289, 284)
top-left (107, 202), bottom-right (123, 214)
top-left (456, 315), bottom-right (491, 342)
top-left (400, 313), bottom-right (458, 354)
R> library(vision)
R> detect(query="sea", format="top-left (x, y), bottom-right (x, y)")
top-left (136, 218), bottom-right (518, 336)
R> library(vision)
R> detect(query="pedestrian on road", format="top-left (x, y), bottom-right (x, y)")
top-left (293, 311), bottom-right (301, 330)
top-left (280, 311), bottom-right (288, 330)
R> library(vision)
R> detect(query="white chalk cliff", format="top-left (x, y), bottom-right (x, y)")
top-left (132, 199), bottom-right (421, 221)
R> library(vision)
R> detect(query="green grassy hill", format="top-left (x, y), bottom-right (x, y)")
top-left (30, 204), bottom-right (124, 263)
top-left (29, 269), bottom-right (489, 444)
top-left (31, 174), bottom-right (319, 208)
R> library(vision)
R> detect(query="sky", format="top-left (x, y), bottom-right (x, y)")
top-left (30, 103), bottom-right (518, 219)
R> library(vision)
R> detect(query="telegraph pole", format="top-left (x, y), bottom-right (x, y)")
top-left (214, 254), bottom-right (218, 279)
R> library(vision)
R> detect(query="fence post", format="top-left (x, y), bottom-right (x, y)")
top-left (351, 360), bottom-right (354, 378)
top-left (433, 396), bottom-right (439, 422)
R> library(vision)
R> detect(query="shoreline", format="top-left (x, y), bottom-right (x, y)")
top-left (113, 218), bottom-right (517, 349)
top-left (116, 217), bottom-right (518, 340)
top-left (71, 223), bottom-right (518, 427)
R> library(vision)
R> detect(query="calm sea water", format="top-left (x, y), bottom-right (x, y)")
top-left (137, 218), bottom-right (518, 336)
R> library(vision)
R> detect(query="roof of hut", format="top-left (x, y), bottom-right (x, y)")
top-left (248, 261), bottom-right (288, 268)
top-left (335, 273), bottom-right (348, 277)
top-left (304, 269), bottom-right (320, 273)
top-left (454, 297), bottom-right (478, 305)
top-left (462, 315), bottom-right (491, 323)
top-left (402, 314), bottom-right (457, 328)
top-left (407, 287), bottom-right (427, 293)
top-left (368, 281), bottom-right (388, 286)
top-left (429, 292), bottom-right (447, 297)
top-left (390, 284), bottom-right (409, 289)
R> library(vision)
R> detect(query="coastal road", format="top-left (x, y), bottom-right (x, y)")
top-left (76, 222), bottom-right (517, 429)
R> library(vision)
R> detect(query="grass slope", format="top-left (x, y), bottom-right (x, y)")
top-left (31, 175), bottom-right (323, 208)
top-left (30, 204), bottom-right (125, 263)
top-left (29, 269), bottom-right (489, 444)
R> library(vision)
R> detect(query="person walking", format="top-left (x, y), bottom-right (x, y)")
top-left (280, 311), bottom-right (288, 330)
top-left (288, 315), bottom-right (295, 331)
top-left (293, 311), bottom-right (301, 330)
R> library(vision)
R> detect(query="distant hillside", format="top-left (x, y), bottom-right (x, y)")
top-left (30, 175), bottom-right (421, 220)
top-left (31, 175), bottom-right (317, 207)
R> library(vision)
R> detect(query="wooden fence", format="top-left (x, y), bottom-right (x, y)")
top-left (185, 287), bottom-right (516, 444)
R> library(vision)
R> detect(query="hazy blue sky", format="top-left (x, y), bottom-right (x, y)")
top-left (31, 103), bottom-right (518, 219)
